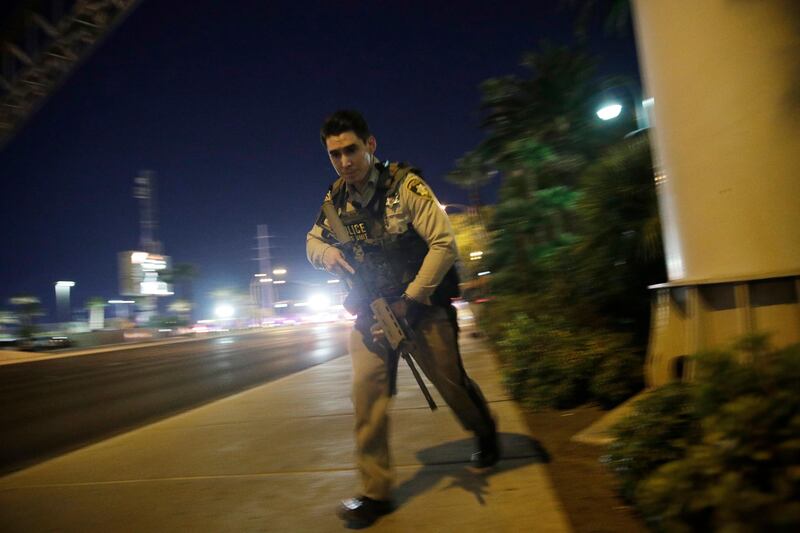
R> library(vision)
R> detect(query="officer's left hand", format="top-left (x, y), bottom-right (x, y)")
top-left (370, 295), bottom-right (424, 344)
top-left (391, 294), bottom-right (425, 326)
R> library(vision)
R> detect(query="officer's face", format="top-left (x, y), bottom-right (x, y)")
top-left (325, 131), bottom-right (376, 189)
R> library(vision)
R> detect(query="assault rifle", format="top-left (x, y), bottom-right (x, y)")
top-left (321, 200), bottom-right (437, 411)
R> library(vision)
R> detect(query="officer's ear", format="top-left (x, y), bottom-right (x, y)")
top-left (366, 135), bottom-right (377, 156)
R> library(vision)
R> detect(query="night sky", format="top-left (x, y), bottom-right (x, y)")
top-left (0, 0), bottom-right (640, 321)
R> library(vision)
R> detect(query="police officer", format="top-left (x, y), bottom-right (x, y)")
top-left (307, 110), bottom-right (498, 527)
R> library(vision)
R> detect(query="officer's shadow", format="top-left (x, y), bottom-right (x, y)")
top-left (392, 432), bottom-right (549, 508)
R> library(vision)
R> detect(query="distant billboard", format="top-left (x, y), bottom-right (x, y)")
top-left (118, 251), bottom-right (173, 296)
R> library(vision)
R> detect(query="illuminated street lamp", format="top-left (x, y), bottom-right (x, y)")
top-left (595, 82), bottom-right (651, 134)
top-left (308, 293), bottom-right (331, 312)
top-left (214, 303), bottom-right (235, 320)
top-left (55, 281), bottom-right (75, 323)
top-left (438, 203), bottom-right (472, 213)
top-left (596, 103), bottom-right (622, 121)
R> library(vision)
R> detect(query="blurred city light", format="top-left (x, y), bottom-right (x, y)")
top-left (469, 251), bottom-right (484, 261)
top-left (596, 103), bottom-right (622, 120)
top-left (55, 281), bottom-right (75, 287)
top-left (477, 271), bottom-right (491, 277)
top-left (272, 268), bottom-right (287, 275)
top-left (259, 278), bottom-right (273, 283)
top-left (327, 279), bottom-right (340, 284)
top-left (130, 252), bottom-right (148, 264)
top-left (308, 293), bottom-right (331, 311)
top-left (214, 304), bottom-right (235, 319)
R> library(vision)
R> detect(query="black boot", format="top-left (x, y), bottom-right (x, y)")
top-left (470, 424), bottom-right (500, 469)
top-left (337, 496), bottom-right (393, 528)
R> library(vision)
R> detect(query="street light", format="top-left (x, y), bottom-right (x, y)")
top-left (214, 303), bottom-right (234, 320)
top-left (596, 103), bottom-right (622, 121)
top-left (54, 281), bottom-right (75, 323)
top-left (595, 81), bottom-right (651, 134)
top-left (439, 203), bottom-right (472, 213)
top-left (270, 268), bottom-right (288, 304)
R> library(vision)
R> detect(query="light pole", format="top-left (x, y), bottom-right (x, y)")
top-left (251, 273), bottom-right (274, 324)
top-left (55, 281), bottom-right (75, 323)
top-left (272, 267), bottom-right (287, 304)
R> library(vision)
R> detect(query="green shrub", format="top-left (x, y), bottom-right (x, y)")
top-left (495, 312), bottom-right (594, 409)
top-left (608, 342), bottom-right (800, 531)
top-left (485, 302), bottom-right (642, 409)
top-left (523, 333), bottom-right (598, 409)
top-left (606, 383), bottom-right (700, 502)
top-left (637, 391), bottom-right (800, 531)
top-left (589, 336), bottom-right (644, 409)
top-left (477, 295), bottom-right (538, 347)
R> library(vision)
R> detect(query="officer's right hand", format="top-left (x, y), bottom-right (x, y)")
top-left (322, 246), bottom-right (355, 276)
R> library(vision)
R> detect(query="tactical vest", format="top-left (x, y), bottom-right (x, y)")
top-left (322, 161), bottom-right (460, 309)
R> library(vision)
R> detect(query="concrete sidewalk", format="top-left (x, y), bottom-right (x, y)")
top-left (0, 325), bottom-right (571, 532)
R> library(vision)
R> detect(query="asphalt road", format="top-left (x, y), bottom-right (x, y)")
top-left (0, 324), bottom-right (350, 474)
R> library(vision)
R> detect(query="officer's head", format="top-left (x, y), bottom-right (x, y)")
top-left (320, 109), bottom-right (377, 188)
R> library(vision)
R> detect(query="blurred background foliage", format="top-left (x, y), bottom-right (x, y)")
top-left (447, 9), bottom-right (797, 529)
top-left (447, 41), bottom-right (665, 410)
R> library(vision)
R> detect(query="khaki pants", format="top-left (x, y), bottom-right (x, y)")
top-left (349, 305), bottom-right (494, 500)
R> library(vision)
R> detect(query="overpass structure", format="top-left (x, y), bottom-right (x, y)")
top-left (0, 0), bottom-right (141, 150)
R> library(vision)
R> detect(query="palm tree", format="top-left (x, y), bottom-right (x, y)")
top-left (445, 147), bottom-right (496, 244)
top-left (563, 0), bottom-right (632, 40)
top-left (568, 134), bottom-right (666, 343)
top-left (479, 43), bottom-right (622, 189)
top-left (445, 147), bottom-right (495, 203)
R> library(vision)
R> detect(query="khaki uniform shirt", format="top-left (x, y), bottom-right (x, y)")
top-left (306, 162), bottom-right (458, 304)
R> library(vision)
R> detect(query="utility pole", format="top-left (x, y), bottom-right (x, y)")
top-left (254, 224), bottom-right (275, 322)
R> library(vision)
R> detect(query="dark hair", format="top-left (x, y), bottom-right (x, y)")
top-left (320, 109), bottom-right (371, 146)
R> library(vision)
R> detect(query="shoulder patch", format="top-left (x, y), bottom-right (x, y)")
top-left (405, 176), bottom-right (432, 199)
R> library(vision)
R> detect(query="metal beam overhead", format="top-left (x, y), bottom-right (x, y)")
top-left (0, 0), bottom-right (142, 150)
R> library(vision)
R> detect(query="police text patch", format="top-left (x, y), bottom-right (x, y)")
top-left (406, 177), bottom-right (431, 198)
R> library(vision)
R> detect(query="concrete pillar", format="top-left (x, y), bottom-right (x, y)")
top-left (632, 1), bottom-right (800, 385)
top-left (632, 0), bottom-right (800, 281)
